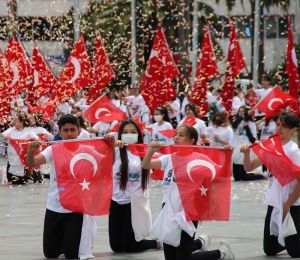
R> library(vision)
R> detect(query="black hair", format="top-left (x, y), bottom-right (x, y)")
top-left (16, 113), bottom-right (30, 127)
top-left (117, 119), bottom-right (149, 191)
top-left (185, 103), bottom-right (198, 118)
top-left (77, 115), bottom-right (87, 129)
top-left (211, 112), bottom-right (229, 127)
top-left (262, 74), bottom-right (272, 82)
top-left (58, 114), bottom-right (80, 130)
top-left (177, 124), bottom-right (198, 145)
top-left (153, 106), bottom-right (170, 123)
top-left (275, 112), bottom-right (300, 129)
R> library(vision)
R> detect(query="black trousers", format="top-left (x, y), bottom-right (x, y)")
top-left (109, 200), bottom-right (157, 253)
top-left (6, 162), bottom-right (27, 185)
top-left (264, 205), bottom-right (300, 257)
top-left (43, 209), bottom-right (83, 259)
top-left (233, 163), bottom-right (265, 181)
top-left (191, 238), bottom-right (221, 260)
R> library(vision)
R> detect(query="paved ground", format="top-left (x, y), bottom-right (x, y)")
top-left (0, 156), bottom-right (293, 259)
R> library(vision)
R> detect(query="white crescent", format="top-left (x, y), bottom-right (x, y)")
top-left (145, 69), bottom-right (152, 78)
top-left (33, 70), bottom-right (39, 86)
top-left (259, 142), bottom-right (282, 156)
top-left (70, 153), bottom-right (98, 178)
top-left (186, 159), bottom-right (217, 183)
top-left (149, 50), bottom-right (159, 59)
top-left (67, 57), bottom-right (81, 83)
top-left (267, 98), bottom-right (284, 111)
top-left (291, 48), bottom-right (298, 68)
top-left (95, 108), bottom-right (110, 119)
top-left (230, 43), bottom-right (235, 51)
top-left (8, 62), bottom-right (19, 88)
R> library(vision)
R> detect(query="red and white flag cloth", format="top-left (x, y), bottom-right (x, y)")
top-left (191, 26), bottom-right (219, 116)
top-left (31, 100), bottom-right (56, 121)
top-left (171, 146), bottom-right (232, 221)
top-left (88, 33), bottom-right (115, 104)
top-left (54, 35), bottom-right (92, 103)
top-left (141, 27), bottom-right (180, 113)
top-left (254, 86), bottom-right (297, 119)
top-left (250, 134), bottom-right (300, 186)
top-left (0, 50), bottom-right (11, 124)
top-left (286, 16), bottom-right (300, 100)
top-left (83, 94), bottom-right (126, 124)
top-left (221, 20), bottom-right (247, 113)
top-left (53, 139), bottom-right (114, 216)
top-left (28, 44), bottom-right (57, 106)
top-left (5, 37), bottom-right (33, 96)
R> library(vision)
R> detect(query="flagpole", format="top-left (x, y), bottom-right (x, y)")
top-left (131, 0), bottom-right (137, 86)
top-left (191, 0), bottom-right (199, 85)
top-left (73, 0), bottom-right (80, 41)
top-left (252, 0), bottom-right (260, 87)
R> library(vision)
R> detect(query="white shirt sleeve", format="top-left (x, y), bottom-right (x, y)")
top-left (41, 146), bottom-right (53, 163)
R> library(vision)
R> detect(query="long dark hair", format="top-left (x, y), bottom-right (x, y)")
top-left (117, 119), bottom-right (149, 191)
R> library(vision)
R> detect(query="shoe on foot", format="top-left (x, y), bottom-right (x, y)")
top-left (156, 240), bottom-right (163, 250)
top-left (198, 233), bottom-right (211, 251)
top-left (219, 241), bottom-right (235, 260)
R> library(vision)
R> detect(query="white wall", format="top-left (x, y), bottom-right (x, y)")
top-left (0, 0), bottom-right (7, 16)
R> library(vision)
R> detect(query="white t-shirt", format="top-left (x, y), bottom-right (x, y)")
top-left (2, 128), bottom-right (38, 176)
top-left (126, 95), bottom-right (146, 118)
top-left (28, 126), bottom-right (53, 140)
top-left (255, 88), bottom-right (272, 116)
top-left (41, 146), bottom-right (71, 213)
top-left (92, 121), bottom-right (117, 137)
top-left (207, 126), bottom-right (233, 147)
top-left (112, 148), bottom-right (143, 205)
top-left (151, 121), bottom-right (174, 145)
top-left (178, 117), bottom-right (207, 144)
top-left (231, 96), bottom-right (245, 116)
top-left (78, 128), bottom-right (91, 139)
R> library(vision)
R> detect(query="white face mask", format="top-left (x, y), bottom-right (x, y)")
top-left (121, 133), bottom-right (139, 144)
top-left (154, 115), bottom-right (163, 122)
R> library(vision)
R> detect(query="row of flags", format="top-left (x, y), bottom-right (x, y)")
top-left (0, 33), bottom-right (114, 123)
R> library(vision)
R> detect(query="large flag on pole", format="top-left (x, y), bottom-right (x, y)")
top-left (53, 35), bottom-right (92, 103)
top-left (286, 16), bottom-right (300, 100)
top-left (141, 27), bottom-right (180, 113)
top-left (221, 20), bottom-right (247, 114)
top-left (28, 44), bottom-right (57, 106)
top-left (4, 37), bottom-right (33, 96)
top-left (88, 33), bottom-right (115, 104)
top-left (0, 50), bottom-right (11, 124)
top-left (53, 139), bottom-right (114, 215)
top-left (191, 25), bottom-right (219, 117)
top-left (254, 85), bottom-right (297, 119)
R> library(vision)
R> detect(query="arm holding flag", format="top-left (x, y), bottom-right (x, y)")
top-left (26, 140), bottom-right (46, 167)
top-left (240, 143), bottom-right (262, 172)
top-left (141, 141), bottom-right (164, 170)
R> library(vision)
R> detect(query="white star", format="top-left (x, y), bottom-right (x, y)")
top-left (80, 179), bottom-right (91, 191)
top-left (199, 185), bottom-right (208, 196)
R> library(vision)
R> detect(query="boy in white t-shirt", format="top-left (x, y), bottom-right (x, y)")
top-left (26, 115), bottom-right (89, 259)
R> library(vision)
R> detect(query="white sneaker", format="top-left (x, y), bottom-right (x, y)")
top-left (219, 241), bottom-right (235, 260)
top-left (198, 233), bottom-right (211, 252)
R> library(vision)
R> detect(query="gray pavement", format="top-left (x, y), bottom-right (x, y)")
top-left (0, 156), bottom-right (292, 259)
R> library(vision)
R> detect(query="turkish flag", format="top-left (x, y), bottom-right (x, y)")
top-left (286, 16), bottom-right (300, 101)
top-left (0, 50), bottom-right (11, 124)
top-left (191, 26), bottom-right (219, 116)
top-left (10, 139), bottom-right (47, 170)
top-left (53, 139), bottom-right (114, 215)
top-left (221, 20), bottom-right (246, 113)
top-left (5, 37), bottom-right (33, 96)
top-left (159, 129), bottom-right (176, 138)
top-left (254, 86), bottom-right (297, 119)
top-left (31, 100), bottom-right (56, 121)
top-left (171, 146), bottom-right (232, 221)
top-left (28, 44), bottom-right (57, 106)
top-left (183, 117), bottom-right (197, 126)
top-left (88, 33), bottom-right (115, 104)
top-left (250, 134), bottom-right (300, 186)
top-left (83, 94), bottom-right (126, 124)
top-left (53, 35), bottom-right (92, 103)
top-left (141, 27), bottom-right (180, 113)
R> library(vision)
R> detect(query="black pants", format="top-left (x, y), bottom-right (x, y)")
top-left (191, 238), bottom-right (221, 260)
top-left (109, 200), bottom-right (157, 253)
top-left (43, 209), bottom-right (83, 259)
top-left (233, 163), bottom-right (265, 181)
top-left (264, 205), bottom-right (300, 257)
top-left (6, 162), bottom-right (27, 185)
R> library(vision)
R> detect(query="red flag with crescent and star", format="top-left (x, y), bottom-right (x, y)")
top-left (250, 134), bottom-right (300, 186)
top-left (83, 94), bottom-right (126, 124)
top-left (53, 35), bottom-right (92, 103)
top-left (87, 33), bottom-right (115, 104)
top-left (171, 146), bottom-right (232, 221)
top-left (52, 139), bottom-right (114, 216)
top-left (141, 27), bottom-right (180, 113)
top-left (28, 44), bottom-right (57, 106)
top-left (286, 16), bottom-right (300, 102)
top-left (191, 26), bottom-right (219, 117)
top-left (221, 20), bottom-right (247, 114)
top-left (254, 86), bottom-right (297, 119)
top-left (5, 37), bottom-right (33, 96)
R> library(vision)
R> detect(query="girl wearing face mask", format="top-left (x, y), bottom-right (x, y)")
top-left (108, 119), bottom-right (161, 253)
top-left (151, 107), bottom-right (174, 145)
